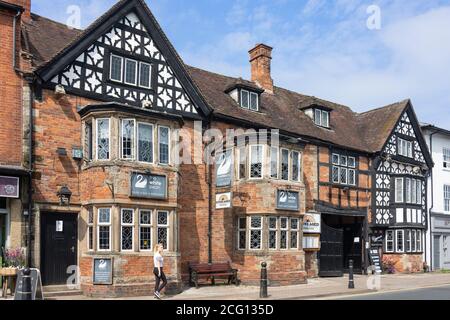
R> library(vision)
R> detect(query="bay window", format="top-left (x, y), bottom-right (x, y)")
top-left (395, 177), bottom-right (423, 204)
top-left (385, 229), bottom-right (423, 253)
top-left (98, 208), bottom-right (111, 251)
top-left (121, 209), bottom-right (134, 251)
top-left (96, 118), bottom-right (110, 160)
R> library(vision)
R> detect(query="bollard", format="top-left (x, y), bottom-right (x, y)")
top-left (22, 269), bottom-right (33, 300)
top-left (348, 260), bottom-right (355, 289)
top-left (260, 262), bottom-right (268, 298)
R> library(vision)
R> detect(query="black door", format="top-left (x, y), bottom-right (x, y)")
top-left (343, 223), bottom-right (363, 273)
top-left (41, 212), bottom-right (78, 285)
top-left (319, 221), bottom-right (344, 277)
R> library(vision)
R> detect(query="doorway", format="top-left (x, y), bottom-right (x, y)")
top-left (319, 214), bottom-right (365, 277)
top-left (40, 212), bottom-right (78, 285)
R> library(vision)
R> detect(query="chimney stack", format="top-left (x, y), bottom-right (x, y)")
top-left (249, 44), bottom-right (274, 94)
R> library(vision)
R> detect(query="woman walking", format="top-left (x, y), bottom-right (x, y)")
top-left (153, 244), bottom-right (167, 299)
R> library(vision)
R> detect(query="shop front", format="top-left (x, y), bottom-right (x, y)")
top-left (431, 213), bottom-right (450, 270)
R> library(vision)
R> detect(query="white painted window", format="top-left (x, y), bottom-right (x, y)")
top-left (405, 178), bottom-right (411, 203)
top-left (416, 180), bottom-right (422, 205)
top-left (249, 92), bottom-right (259, 111)
top-left (443, 148), bottom-right (450, 169)
top-left (398, 137), bottom-right (413, 158)
top-left (139, 62), bottom-right (152, 89)
top-left (98, 208), bottom-right (111, 251)
top-left (139, 210), bottom-right (152, 251)
top-left (96, 118), bottom-right (110, 160)
top-left (157, 211), bottom-right (169, 250)
top-left (417, 230), bottom-right (422, 252)
top-left (396, 208), bottom-right (404, 223)
top-left (240, 90), bottom-right (250, 109)
top-left (444, 185), bottom-right (450, 212)
top-left (240, 90), bottom-right (259, 111)
top-left (405, 230), bottom-right (411, 252)
top-left (270, 147), bottom-right (279, 179)
top-left (291, 151), bottom-right (301, 182)
top-left (332, 153), bottom-right (357, 186)
top-left (121, 208), bottom-right (134, 251)
top-left (314, 109), bottom-right (330, 128)
top-left (110, 54), bottom-right (123, 82)
top-left (87, 207), bottom-right (94, 251)
top-left (385, 230), bottom-right (394, 253)
top-left (249, 145), bottom-right (264, 179)
top-left (158, 126), bottom-right (170, 165)
top-left (249, 216), bottom-right (262, 250)
top-left (395, 178), bottom-right (404, 203)
top-left (137, 123), bottom-right (154, 163)
top-left (411, 230), bottom-right (417, 252)
top-left (121, 119), bottom-right (135, 160)
top-left (237, 217), bottom-right (247, 250)
top-left (268, 217), bottom-right (278, 250)
top-left (396, 230), bottom-right (404, 253)
top-left (124, 58), bottom-right (138, 85)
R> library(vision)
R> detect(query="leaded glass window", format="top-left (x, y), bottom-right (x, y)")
top-left (139, 62), bottom-right (152, 88)
top-left (96, 119), bottom-right (110, 160)
top-left (157, 211), bottom-right (169, 250)
top-left (250, 145), bottom-right (263, 179)
top-left (249, 92), bottom-right (259, 111)
top-left (280, 217), bottom-right (288, 250)
top-left (85, 122), bottom-right (93, 161)
top-left (249, 216), bottom-right (262, 250)
top-left (411, 230), bottom-right (417, 252)
top-left (332, 166), bottom-right (339, 183)
top-left (385, 230), bottom-right (394, 253)
top-left (445, 185), bottom-right (450, 212)
top-left (121, 209), bottom-right (134, 251)
top-left (158, 126), bottom-right (170, 165)
top-left (398, 137), bottom-right (413, 158)
top-left (291, 151), bottom-right (301, 181)
top-left (290, 218), bottom-right (299, 249)
top-left (138, 123), bottom-right (153, 163)
top-left (124, 58), bottom-right (138, 85)
top-left (240, 90), bottom-right (249, 109)
top-left (98, 208), bottom-right (111, 251)
top-left (238, 147), bottom-right (247, 180)
top-left (87, 207), bottom-right (94, 251)
top-left (121, 119), bottom-right (135, 160)
top-left (268, 217), bottom-right (277, 250)
top-left (331, 153), bottom-right (357, 186)
top-left (238, 217), bottom-right (247, 250)
top-left (444, 148), bottom-right (450, 169)
top-left (110, 55), bottom-right (123, 82)
top-left (140, 210), bottom-right (152, 251)
top-left (396, 230), bottom-right (404, 253)
top-left (406, 230), bottom-right (411, 252)
top-left (417, 230), bottom-right (422, 252)
top-left (395, 178), bottom-right (404, 203)
top-left (270, 147), bottom-right (279, 179)
top-left (281, 149), bottom-right (289, 181)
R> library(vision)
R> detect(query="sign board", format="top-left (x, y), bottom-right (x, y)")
top-left (216, 192), bottom-right (232, 209)
top-left (14, 268), bottom-right (44, 300)
top-left (56, 220), bottom-right (64, 232)
top-left (369, 249), bottom-right (382, 274)
top-left (303, 235), bottom-right (320, 250)
top-left (131, 173), bottom-right (167, 199)
top-left (0, 176), bottom-right (19, 198)
top-left (303, 213), bottom-right (321, 234)
top-left (216, 150), bottom-right (233, 188)
top-left (276, 190), bottom-right (299, 211)
top-left (93, 258), bottom-right (113, 285)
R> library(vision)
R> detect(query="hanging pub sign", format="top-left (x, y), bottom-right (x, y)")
top-left (130, 173), bottom-right (167, 200)
top-left (93, 258), bottom-right (113, 285)
top-left (216, 150), bottom-right (233, 188)
top-left (276, 190), bottom-right (299, 211)
top-left (303, 212), bottom-right (321, 234)
top-left (0, 176), bottom-right (19, 198)
top-left (216, 192), bottom-right (232, 209)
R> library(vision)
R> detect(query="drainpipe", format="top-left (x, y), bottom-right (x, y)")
top-left (26, 79), bottom-right (34, 269)
top-left (205, 120), bottom-right (213, 264)
top-left (428, 130), bottom-right (438, 270)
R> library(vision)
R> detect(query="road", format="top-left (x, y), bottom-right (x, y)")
top-left (334, 285), bottom-right (450, 300)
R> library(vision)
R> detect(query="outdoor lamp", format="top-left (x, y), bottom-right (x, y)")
top-left (57, 185), bottom-right (72, 206)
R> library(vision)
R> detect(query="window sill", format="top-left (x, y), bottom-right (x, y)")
top-left (82, 160), bottom-right (178, 172)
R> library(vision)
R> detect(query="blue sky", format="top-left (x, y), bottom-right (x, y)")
top-left (32, 0), bottom-right (450, 128)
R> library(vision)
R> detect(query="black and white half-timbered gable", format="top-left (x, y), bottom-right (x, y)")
top-left (372, 102), bottom-right (433, 255)
top-left (35, 0), bottom-right (210, 120)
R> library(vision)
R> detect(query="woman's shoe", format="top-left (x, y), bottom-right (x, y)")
top-left (154, 291), bottom-right (161, 300)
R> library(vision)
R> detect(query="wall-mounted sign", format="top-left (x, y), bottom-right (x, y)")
top-left (56, 221), bottom-right (64, 232)
top-left (276, 190), bottom-right (299, 211)
top-left (216, 192), bottom-right (232, 209)
top-left (93, 258), bottom-right (113, 285)
top-left (0, 176), bottom-right (19, 198)
top-left (303, 213), bottom-right (321, 234)
top-left (216, 150), bottom-right (233, 188)
top-left (303, 235), bottom-right (320, 251)
top-left (131, 173), bottom-right (167, 199)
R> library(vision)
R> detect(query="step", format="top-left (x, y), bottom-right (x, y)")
top-left (43, 285), bottom-right (83, 298)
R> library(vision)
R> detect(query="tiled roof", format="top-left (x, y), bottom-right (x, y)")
top-left (22, 7), bottom-right (409, 154)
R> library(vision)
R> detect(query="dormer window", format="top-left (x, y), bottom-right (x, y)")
top-left (110, 54), bottom-right (152, 89)
top-left (314, 109), bottom-right (329, 128)
top-left (225, 84), bottom-right (263, 112)
top-left (240, 90), bottom-right (259, 111)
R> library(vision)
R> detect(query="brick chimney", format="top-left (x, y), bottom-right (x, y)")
top-left (3, 0), bottom-right (31, 20)
top-left (249, 44), bottom-right (274, 94)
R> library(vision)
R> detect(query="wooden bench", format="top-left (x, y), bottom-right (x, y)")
top-left (189, 262), bottom-right (239, 289)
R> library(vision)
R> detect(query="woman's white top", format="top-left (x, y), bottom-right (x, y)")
top-left (154, 253), bottom-right (164, 268)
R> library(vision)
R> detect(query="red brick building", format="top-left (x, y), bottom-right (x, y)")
top-left (1, 0), bottom-right (433, 297)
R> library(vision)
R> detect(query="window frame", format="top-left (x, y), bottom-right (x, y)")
top-left (157, 210), bottom-right (170, 251)
top-left (270, 147), bottom-right (279, 179)
top-left (120, 119), bottom-right (136, 160)
top-left (120, 208), bottom-right (135, 252)
top-left (237, 146), bottom-right (247, 180)
top-left (249, 92), bottom-right (259, 111)
top-left (268, 216), bottom-right (278, 250)
top-left (395, 178), bottom-right (404, 203)
top-left (95, 118), bottom-right (111, 161)
top-left (291, 151), bottom-right (301, 182)
top-left (97, 208), bottom-right (112, 252)
top-left (87, 207), bottom-right (94, 252)
top-left (290, 218), bottom-right (300, 250)
top-left (139, 209), bottom-right (153, 252)
top-left (314, 109), bottom-right (330, 128)
top-left (137, 122), bottom-right (155, 164)
top-left (139, 61), bottom-right (152, 89)
top-left (280, 148), bottom-right (290, 181)
top-left (444, 148), bottom-right (450, 169)
top-left (249, 145), bottom-right (264, 180)
top-left (444, 185), bottom-right (450, 212)
top-left (395, 229), bottom-right (405, 253)
top-left (110, 54), bottom-right (123, 83)
top-left (279, 217), bottom-right (289, 251)
top-left (158, 126), bottom-right (171, 165)
top-left (237, 217), bottom-right (247, 250)
top-left (240, 90), bottom-right (250, 109)
top-left (398, 137), bottom-right (413, 158)
top-left (385, 230), bottom-right (394, 253)
top-left (249, 216), bottom-right (263, 251)
top-left (124, 57), bottom-right (138, 86)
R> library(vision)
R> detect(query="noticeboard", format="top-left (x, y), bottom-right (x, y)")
top-left (93, 258), bottom-right (113, 285)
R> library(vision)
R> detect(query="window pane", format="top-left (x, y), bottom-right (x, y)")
top-left (238, 217), bottom-right (247, 229)
top-left (444, 185), bottom-right (450, 212)
top-left (85, 122), bottom-right (93, 161)
top-left (88, 226), bottom-right (94, 251)
top-left (340, 156), bottom-right (348, 166)
top-left (405, 178), bottom-right (411, 203)
top-left (140, 227), bottom-right (152, 250)
top-left (395, 178), bottom-right (404, 203)
top-left (250, 146), bottom-right (263, 178)
top-left (97, 119), bottom-right (110, 160)
top-left (314, 109), bottom-right (322, 126)
top-left (159, 127), bottom-right (170, 164)
top-left (110, 55), bottom-right (122, 81)
top-left (348, 157), bottom-right (356, 168)
top-left (386, 231), bottom-right (394, 252)
top-left (140, 210), bottom-right (152, 225)
top-left (138, 123), bottom-right (153, 163)
top-left (125, 59), bottom-right (137, 85)
top-left (444, 148), bottom-right (450, 168)
top-left (99, 226), bottom-right (110, 250)
top-left (291, 231), bottom-right (298, 249)
top-left (250, 93), bottom-right (258, 111)
top-left (98, 208), bottom-right (111, 224)
top-left (348, 169), bottom-right (356, 185)
top-left (121, 226), bottom-right (133, 250)
top-left (291, 151), bottom-right (300, 181)
top-left (411, 230), bottom-right (416, 252)
top-left (269, 231), bottom-right (277, 249)
top-left (396, 230), bottom-right (404, 252)
top-left (340, 167), bottom-right (348, 184)
top-left (321, 111), bottom-right (329, 127)
top-left (280, 231), bottom-right (288, 249)
top-left (270, 147), bottom-right (278, 179)
top-left (139, 63), bottom-right (151, 88)
top-left (250, 216), bottom-right (262, 250)
top-left (121, 120), bottom-right (135, 159)
top-left (332, 166), bottom-right (339, 183)
top-left (239, 147), bottom-right (247, 180)
top-left (157, 211), bottom-right (169, 250)
top-left (332, 154), bottom-right (340, 165)
top-left (241, 90), bottom-right (249, 109)
top-left (239, 230), bottom-right (246, 250)
top-left (281, 149), bottom-right (289, 180)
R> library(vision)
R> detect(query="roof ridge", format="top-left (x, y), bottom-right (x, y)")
top-left (358, 99), bottom-right (410, 116)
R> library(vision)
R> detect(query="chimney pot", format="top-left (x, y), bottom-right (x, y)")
top-left (249, 43), bottom-right (274, 94)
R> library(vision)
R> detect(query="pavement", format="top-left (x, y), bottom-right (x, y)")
top-left (16, 272), bottom-right (450, 301)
